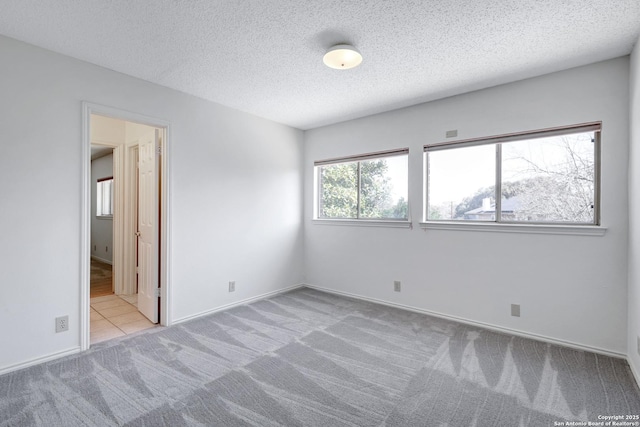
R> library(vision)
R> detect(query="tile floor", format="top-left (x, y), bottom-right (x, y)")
top-left (90, 294), bottom-right (157, 344)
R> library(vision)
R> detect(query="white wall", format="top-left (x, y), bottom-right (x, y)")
top-left (0, 35), bottom-right (304, 372)
top-left (91, 115), bottom-right (126, 145)
top-left (304, 57), bottom-right (630, 355)
top-left (90, 153), bottom-right (114, 263)
top-left (125, 121), bottom-right (156, 146)
top-left (0, 30), bottom-right (631, 373)
top-left (628, 36), bottom-right (640, 377)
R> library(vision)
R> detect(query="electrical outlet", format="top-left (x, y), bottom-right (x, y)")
top-left (55, 316), bottom-right (69, 333)
top-left (394, 280), bottom-right (401, 292)
top-left (106, 246), bottom-right (108, 252)
top-left (93, 245), bottom-right (96, 251)
top-left (229, 281), bottom-right (235, 292)
top-left (511, 304), bottom-right (521, 317)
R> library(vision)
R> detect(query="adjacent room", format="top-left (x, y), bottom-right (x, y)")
top-left (88, 114), bottom-right (162, 344)
top-left (1, 1), bottom-right (640, 425)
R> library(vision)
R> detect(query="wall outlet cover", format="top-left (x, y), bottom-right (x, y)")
top-left (229, 281), bottom-right (235, 292)
top-left (511, 304), bottom-right (521, 317)
top-left (394, 281), bottom-right (401, 292)
top-left (55, 315), bottom-right (69, 333)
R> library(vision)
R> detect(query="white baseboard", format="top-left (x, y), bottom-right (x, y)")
top-left (173, 284), bottom-right (305, 325)
top-left (90, 255), bottom-right (112, 265)
top-left (0, 347), bottom-right (81, 376)
top-left (0, 285), bottom-right (305, 376)
top-left (1, 284), bottom-right (629, 381)
top-left (303, 284), bottom-right (626, 359)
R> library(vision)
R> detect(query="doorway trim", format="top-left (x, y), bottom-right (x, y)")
top-left (81, 102), bottom-right (172, 351)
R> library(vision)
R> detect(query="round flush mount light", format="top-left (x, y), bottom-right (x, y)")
top-left (323, 44), bottom-right (363, 70)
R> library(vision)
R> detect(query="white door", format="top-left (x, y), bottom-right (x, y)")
top-left (137, 130), bottom-right (160, 323)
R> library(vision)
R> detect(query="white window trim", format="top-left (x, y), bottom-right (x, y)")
top-left (314, 148), bottom-right (409, 166)
top-left (314, 148), bottom-right (410, 222)
top-left (420, 221), bottom-right (606, 236)
top-left (423, 122), bottom-right (602, 227)
top-left (313, 218), bottom-right (412, 228)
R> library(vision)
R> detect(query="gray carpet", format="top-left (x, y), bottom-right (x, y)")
top-left (1, 288), bottom-right (639, 426)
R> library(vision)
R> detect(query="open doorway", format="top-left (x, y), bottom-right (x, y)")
top-left (81, 104), bottom-right (171, 349)
top-left (90, 144), bottom-right (115, 299)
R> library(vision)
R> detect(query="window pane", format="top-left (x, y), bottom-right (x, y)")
top-left (359, 155), bottom-right (408, 219)
top-left (104, 180), bottom-right (112, 215)
top-left (96, 178), bottom-right (114, 217)
top-left (97, 181), bottom-right (104, 215)
top-left (427, 145), bottom-right (495, 220)
top-left (318, 162), bottom-right (358, 218)
top-left (501, 132), bottom-right (595, 223)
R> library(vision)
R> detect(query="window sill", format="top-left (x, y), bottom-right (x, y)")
top-left (96, 215), bottom-right (113, 220)
top-left (419, 221), bottom-right (606, 236)
top-left (313, 219), bottom-right (412, 229)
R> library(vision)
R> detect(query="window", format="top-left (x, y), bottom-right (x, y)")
top-left (425, 123), bottom-right (600, 225)
top-left (315, 149), bottom-right (409, 221)
top-left (96, 177), bottom-right (114, 218)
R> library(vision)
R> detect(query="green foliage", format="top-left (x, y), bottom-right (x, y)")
top-left (385, 197), bottom-right (408, 219)
top-left (319, 162), bottom-right (358, 218)
top-left (359, 160), bottom-right (392, 218)
top-left (319, 159), bottom-right (407, 220)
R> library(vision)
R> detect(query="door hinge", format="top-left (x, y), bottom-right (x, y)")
top-left (155, 288), bottom-right (161, 298)
top-left (156, 145), bottom-right (162, 156)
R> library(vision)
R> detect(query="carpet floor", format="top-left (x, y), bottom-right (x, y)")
top-left (1, 288), bottom-right (639, 426)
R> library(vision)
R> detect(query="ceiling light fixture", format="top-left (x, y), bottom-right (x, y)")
top-left (323, 44), bottom-right (363, 70)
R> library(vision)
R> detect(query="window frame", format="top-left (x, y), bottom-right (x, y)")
top-left (423, 122), bottom-right (602, 227)
top-left (96, 176), bottom-right (114, 219)
top-left (314, 148), bottom-right (410, 224)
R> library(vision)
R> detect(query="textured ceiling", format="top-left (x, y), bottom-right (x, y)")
top-left (1, 1), bottom-right (639, 130)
